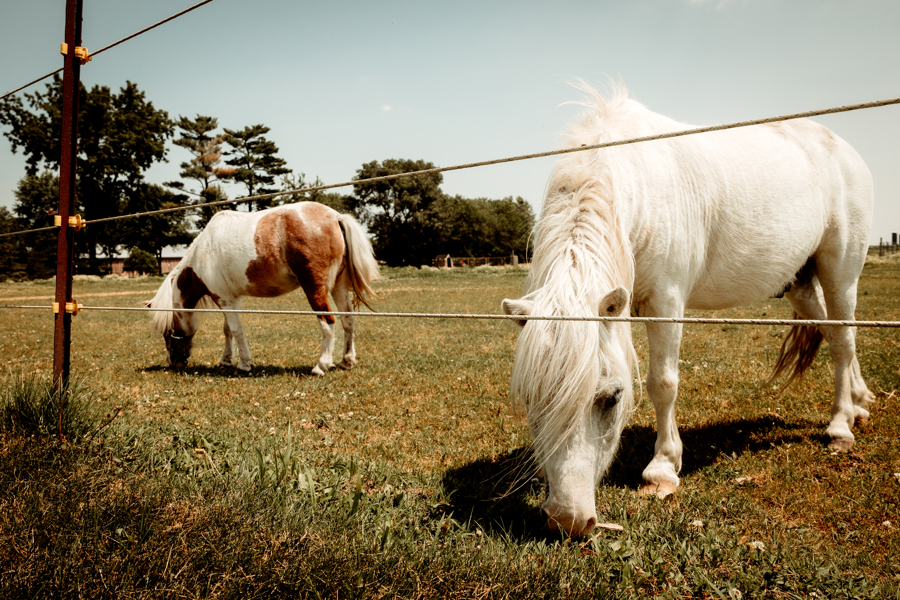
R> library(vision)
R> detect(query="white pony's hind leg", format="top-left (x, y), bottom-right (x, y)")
top-left (818, 269), bottom-right (869, 450)
top-left (849, 357), bottom-right (874, 425)
top-left (640, 316), bottom-right (685, 498)
top-left (220, 316), bottom-right (234, 367)
top-left (332, 275), bottom-right (357, 370)
top-left (311, 317), bottom-right (336, 377)
top-left (785, 270), bottom-right (875, 450)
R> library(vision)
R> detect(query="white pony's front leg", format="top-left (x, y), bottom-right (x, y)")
top-left (311, 317), bottom-right (336, 377)
top-left (219, 298), bottom-right (252, 372)
top-left (332, 278), bottom-right (357, 370)
top-left (220, 317), bottom-right (234, 367)
top-left (640, 312), bottom-right (685, 498)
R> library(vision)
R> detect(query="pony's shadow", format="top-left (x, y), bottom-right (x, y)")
top-left (440, 415), bottom-right (819, 541)
top-left (140, 363), bottom-right (319, 378)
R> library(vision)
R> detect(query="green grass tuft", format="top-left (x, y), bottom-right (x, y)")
top-left (0, 373), bottom-right (98, 441)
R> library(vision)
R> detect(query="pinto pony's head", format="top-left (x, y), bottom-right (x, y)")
top-left (146, 266), bottom-right (214, 369)
top-left (501, 85), bottom-right (640, 536)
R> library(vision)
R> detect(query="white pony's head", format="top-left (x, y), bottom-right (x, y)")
top-left (502, 84), bottom-right (638, 536)
top-left (146, 264), bottom-right (214, 369)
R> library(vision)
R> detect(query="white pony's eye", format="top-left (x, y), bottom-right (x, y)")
top-left (594, 388), bottom-right (622, 411)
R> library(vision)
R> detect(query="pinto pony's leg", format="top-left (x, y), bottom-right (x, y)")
top-left (217, 298), bottom-right (252, 372)
top-left (220, 316), bottom-right (235, 367)
top-left (332, 274), bottom-right (357, 370)
top-left (312, 317), bottom-right (336, 377)
top-left (640, 308), bottom-right (685, 498)
top-left (299, 283), bottom-right (337, 377)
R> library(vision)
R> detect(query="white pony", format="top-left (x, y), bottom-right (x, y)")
top-left (502, 85), bottom-right (874, 536)
top-left (147, 202), bottom-right (379, 376)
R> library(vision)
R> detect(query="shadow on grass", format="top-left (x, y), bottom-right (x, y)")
top-left (604, 415), bottom-right (822, 489)
top-left (439, 446), bottom-right (553, 541)
top-left (441, 414), bottom-right (822, 541)
top-left (140, 363), bottom-right (319, 378)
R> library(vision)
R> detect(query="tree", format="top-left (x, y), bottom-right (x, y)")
top-left (278, 172), bottom-right (346, 213)
top-left (11, 171), bottom-right (61, 279)
top-left (120, 183), bottom-right (194, 262)
top-left (421, 195), bottom-right (534, 261)
top-left (478, 196), bottom-right (534, 258)
top-left (0, 77), bottom-right (177, 272)
top-left (345, 158), bottom-right (535, 266)
top-left (124, 248), bottom-right (159, 275)
top-left (0, 207), bottom-right (27, 280)
top-left (345, 159), bottom-right (444, 266)
top-left (165, 115), bottom-right (235, 227)
top-left (224, 124), bottom-right (291, 211)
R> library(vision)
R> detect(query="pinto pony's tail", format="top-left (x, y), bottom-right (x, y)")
top-left (337, 214), bottom-right (380, 311)
top-left (766, 313), bottom-right (824, 390)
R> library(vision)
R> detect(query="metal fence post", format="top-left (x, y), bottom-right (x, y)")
top-left (53, 0), bottom-right (84, 388)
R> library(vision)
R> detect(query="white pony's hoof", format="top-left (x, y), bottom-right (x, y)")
top-left (236, 363), bottom-right (252, 373)
top-left (219, 358), bottom-right (233, 367)
top-left (311, 364), bottom-right (330, 377)
top-left (338, 358), bottom-right (357, 370)
top-left (853, 407), bottom-right (870, 427)
top-left (828, 436), bottom-right (854, 452)
top-left (639, 481), bottom-right (678, 499)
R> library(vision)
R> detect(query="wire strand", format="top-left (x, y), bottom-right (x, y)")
top-left (1, 303), bottom-right (897, 327)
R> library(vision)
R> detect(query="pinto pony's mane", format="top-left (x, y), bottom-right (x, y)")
top-left (511, 84), bottom-right (645, 465)
top-left (147, 249), bottom-right (215, 337)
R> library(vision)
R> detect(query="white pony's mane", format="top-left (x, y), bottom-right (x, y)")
top-left (511, 83), bottom-right (645, 465)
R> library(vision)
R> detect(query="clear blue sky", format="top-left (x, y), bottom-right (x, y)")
top-left (1, 0), bottom-right (898, 245)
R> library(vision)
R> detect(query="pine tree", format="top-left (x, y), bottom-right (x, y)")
top-left (223, 124), bottom-right (291, 211)
top-left (165, 115), bottom-right (235, 227)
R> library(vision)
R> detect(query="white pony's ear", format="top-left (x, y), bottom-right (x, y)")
top-left (501, 298), bottom-right (534, 327)
top-left (143, 300), bottom-right (153, 308)
top-left (599, 285), bottom-right (629, 318)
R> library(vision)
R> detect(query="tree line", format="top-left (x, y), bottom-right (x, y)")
top-left (0, 78), bottom-right (533, 278)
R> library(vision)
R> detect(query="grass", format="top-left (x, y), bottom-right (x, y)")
top-left (0, 261), bottom-right (898, 598)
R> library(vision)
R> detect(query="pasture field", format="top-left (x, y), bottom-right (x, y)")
top-left (1, 259), bottom-right (899, 598)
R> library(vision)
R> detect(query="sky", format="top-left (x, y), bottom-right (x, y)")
top-left (1, 0), bottom-right (898, 245)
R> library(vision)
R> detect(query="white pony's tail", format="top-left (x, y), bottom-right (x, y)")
top-left (337, 213), bottom-right (380, 310)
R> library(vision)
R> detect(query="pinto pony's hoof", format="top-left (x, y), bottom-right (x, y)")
top-left (639, 481), bottom-right (678, 499)
top-left (828, 437), bottom-right (854, 452)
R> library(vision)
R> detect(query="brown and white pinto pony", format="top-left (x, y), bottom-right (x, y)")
top-left (147, 202), bottom-right (379, 376)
